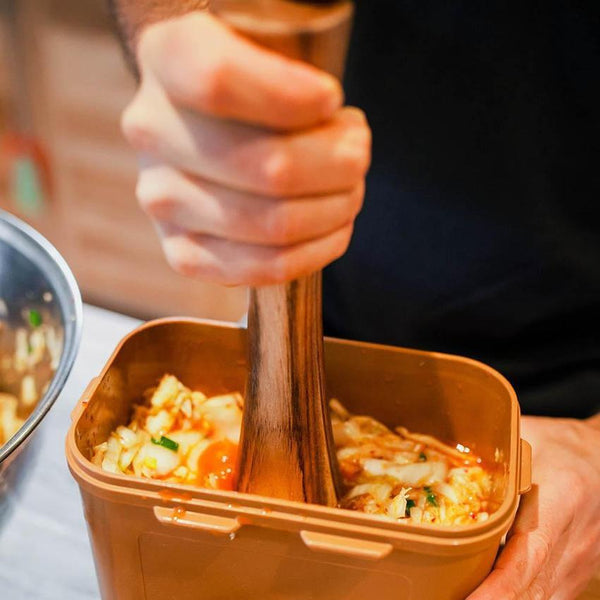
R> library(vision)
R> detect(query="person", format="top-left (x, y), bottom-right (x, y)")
top-left (108, 2), bottom-right (600, 598)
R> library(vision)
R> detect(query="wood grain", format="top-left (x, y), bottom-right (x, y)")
top-left (237, 274), bottom-right (341, 503)
top-left (217, 0), bottom-right (353, 505)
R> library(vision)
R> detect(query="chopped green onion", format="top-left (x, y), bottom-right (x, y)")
top-left (151, 435), bottom-right (179, 452)
top-left (27, 342), bottom-right (33, 355)
top-left (418, 452), bottom-right (427, 462)
top-left (28, 309), bottom-right (42, 328)
top-left (426, 491), bottom-right (438, 507)
top-left (423, 486), bottom-right (438, 506)
top-left (405, 499), bottom-right (416, 516)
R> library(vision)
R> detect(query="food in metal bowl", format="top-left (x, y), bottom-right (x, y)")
top-left (0, 306), bottom-right (62, 446)
top-left (92, 374), bottom-right (496, 526)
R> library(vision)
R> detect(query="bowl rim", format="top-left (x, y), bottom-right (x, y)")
top-left (0, 209), bottom-right (83, 463)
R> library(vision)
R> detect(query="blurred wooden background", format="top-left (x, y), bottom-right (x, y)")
top-left (0, 0), bottom-right (248, 321)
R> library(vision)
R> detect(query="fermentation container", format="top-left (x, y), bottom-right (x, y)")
top-left (67, 318), bottom-right (531, 600)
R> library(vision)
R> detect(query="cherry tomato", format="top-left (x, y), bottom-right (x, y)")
top-left (197, 440), bottom-right (238, 491)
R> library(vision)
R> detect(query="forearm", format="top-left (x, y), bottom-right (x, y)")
top-left (107, 0), bottom-right (207, 71)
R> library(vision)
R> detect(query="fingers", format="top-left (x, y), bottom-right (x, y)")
top-left (466, 533), bottom-right (554, 600)
top-left (137, 162), bottom-right (364, 246)
top-left (154, 221), bottom-right (354, 286)
top-left (138, 12), bottom-right (343, 130)
top-left (125, 11), bottom-right (371, 284)
top-left (480, 416), bottom-right (600, 600)
top-left (466, 470), bottom-right (581, 600)
top-left (466, 486), bottom-right (559, 600)
top-left (122, 78), bottom-right (371, 197)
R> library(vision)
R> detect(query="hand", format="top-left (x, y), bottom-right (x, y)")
top-left (467, 414), bottom-right (600, 600)
top-left (121, 12), bottom-right (371, 286)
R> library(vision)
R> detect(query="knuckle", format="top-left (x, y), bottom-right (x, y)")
top-left (350, 181), bottom-right (366, 216)
top-left (260, 148), bottom-right (294, 196)
top-left (333, 225), bottom-right (354, 259)
top-left (164, 247), bottom-right (196, 278)
top-left (184, 56), bottom-right (231, 113)
top-left (166, 251), bottom-right (196, 278)
top-left (135, 170), bottom-right (177, 216)
top-left (355, 125), bottom-right (373, 170)
top-left (525, 578), bottom-right (552, 600)
top-left (139, 192), bottom-right (175, 220)
top-left (353, 107), bottom-right (368, 122)
top-left (162, 236), bottom-right (201, 278)
top-left (345, 107), bottom-right (369, 127)
top-left (121, 101), bottom-right (156, 154)
top-left (135, 172), bottom-right (159, 208)
top-left (341, 124), bottom-right (372, 182)
top-left (530, 530), bottom-right (552, 568)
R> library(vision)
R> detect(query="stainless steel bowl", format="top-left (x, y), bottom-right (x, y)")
top-left (0, 210), bottom-right (82, 521)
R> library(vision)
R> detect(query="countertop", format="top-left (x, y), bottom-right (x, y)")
top-left (0, 304), bottom-right (140, 600)
top-left (0, 304), bottom-right (598, 600)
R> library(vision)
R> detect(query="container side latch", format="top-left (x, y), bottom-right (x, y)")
top-left (519, 439), bottom-right (533, 495)
top-left (300, 530), bottom-right (392, 561)
top-left (153, 506), bottom-right (241, 535)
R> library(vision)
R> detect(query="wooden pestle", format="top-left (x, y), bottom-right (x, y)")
top-left (211, 0), bottom-right (354, 505)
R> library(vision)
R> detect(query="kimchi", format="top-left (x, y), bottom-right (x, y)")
top-left (93, 375), bottom-right (496, 526)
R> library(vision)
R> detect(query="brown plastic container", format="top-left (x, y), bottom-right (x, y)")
top-left (67, 318), bottom-right (531, 600)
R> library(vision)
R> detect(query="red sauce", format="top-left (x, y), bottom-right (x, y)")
top-left (197, 440), bottom-right (238, 491)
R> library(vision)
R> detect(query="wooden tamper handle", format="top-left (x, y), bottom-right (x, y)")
top-left (211, 0), bottom-right (353, 505)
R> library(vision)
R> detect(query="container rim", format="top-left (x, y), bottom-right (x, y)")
top-left (67, 440), bottom-right (519, 556)
top-left (67, 317), bottom-right (523, 543)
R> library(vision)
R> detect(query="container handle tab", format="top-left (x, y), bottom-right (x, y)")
top-left (300, 530), bottom-right (392, 560)
top-left (153, 506), bottom-right (241, 535)
top-left (519, 439), bottom-right (532, 494)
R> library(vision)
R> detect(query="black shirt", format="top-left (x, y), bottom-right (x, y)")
top-left (322, 1), bottom-right (600, 418)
